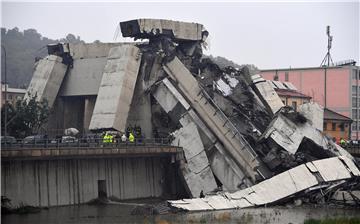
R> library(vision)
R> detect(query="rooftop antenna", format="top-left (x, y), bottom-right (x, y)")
top-left (320, 25), bottom-right (334, 67)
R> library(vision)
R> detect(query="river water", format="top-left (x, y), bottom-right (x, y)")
top-left (2, 204), bottom-right (360, 224)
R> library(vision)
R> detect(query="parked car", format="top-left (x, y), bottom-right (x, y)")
top-left (23, 135), bottom-right (48, 144)
top-left (82, 133), bottom-right (102, 143)
top-left (61, 136), bottom-right (78, 143)
top-left (1, 136), bottom-right (17, 144)
top-left (348, 140), bottom-right (359, 147)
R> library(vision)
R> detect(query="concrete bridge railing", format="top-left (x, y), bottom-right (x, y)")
top-left (1, 138), bottom-right (184, 161)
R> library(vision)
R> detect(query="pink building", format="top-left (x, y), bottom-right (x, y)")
top-left (261, 65), bottom-right (360, 139)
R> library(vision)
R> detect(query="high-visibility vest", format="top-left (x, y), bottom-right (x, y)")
top-left (103, 134), bottom-right (110, 143)
top-left (129, 133), bottom-right (135, 142)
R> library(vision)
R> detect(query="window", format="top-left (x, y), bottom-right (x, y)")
top-left (332, 123), bottom-right (336, 131)
top-left (339, 123), bottom-right (345, 132)
top-left (353, 86), bottom-right (358, 96)
top-left (352, 109), bottom-right (358, 119)
top-left (323, 122), bottom-right (327, 131)
top-left (353, 71), bottom-right (358, 80)
top-left (285, 72), bottom-right (289, 81)
top-left (352, 123), bottom-right (357, 131)
top-left (274, 74), bottom-right (279, 81)
top-left (352, 97), bottom-right (357, 107)
top-left (292, 101), bottom-right (297, 111)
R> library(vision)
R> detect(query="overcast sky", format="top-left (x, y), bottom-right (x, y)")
top-left (1, 1), bottom-right (359, 69)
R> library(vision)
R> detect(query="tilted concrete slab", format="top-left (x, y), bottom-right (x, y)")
top-left (120, 19), bottom-right (203, 41)
top-left (261, 113), bottom-right (304, 154)
top-left (152, 81), bottom-right (180, 113)
top-left (163, 57), bottom-right (266, 183)
top-left (89, 45), bottom-right (141, 131)
top-left (246, 75), bottom-right (283, 115)
top-left (172, 120), bottom-right (217, 197)
top-left (168, 156), bottom-right (360, 211)
top-left (298, 102), bottom-right (324, 131)
top-left (153, 78), bottom-right (251, 191)
top-left (25, 55), bottom-right (68, 107)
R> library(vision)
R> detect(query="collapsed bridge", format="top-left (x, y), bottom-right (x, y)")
top-left (11, 18), bottom-right (359, 209)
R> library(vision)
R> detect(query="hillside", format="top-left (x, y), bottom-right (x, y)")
top-left (1, 27), bottom-right (84, 88)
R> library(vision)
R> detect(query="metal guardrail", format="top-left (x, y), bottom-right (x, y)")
top-left (1, 138), bottom-right (172, 150)
top-left (343, 145), bottom-right (360, 156)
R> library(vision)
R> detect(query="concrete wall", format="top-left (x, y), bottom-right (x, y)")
top-left (59, 58), bottom-right (107, 97)
top-left (63, 97), bottom-right (85, 133)
top-left (44, 97), bottom-right (65, 137)
top-left (2, 157), bottom-right (165, 207)
top-left (45, 96), bottom-right (96, 136)
top-left (261, 67), bottom-right (351, 114)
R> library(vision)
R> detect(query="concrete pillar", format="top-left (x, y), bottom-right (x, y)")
top-left (25, 55), bottom-right (68, 107)
top-left (89, 45), bottom-right (142, 132)
top-left (83, 97), bottom-right (96, 133)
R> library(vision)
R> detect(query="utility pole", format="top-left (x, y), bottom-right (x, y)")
top-left (1, 44), bottom-right (7, 138)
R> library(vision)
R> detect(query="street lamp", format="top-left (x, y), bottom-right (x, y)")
top-left (1, 44), bottom-right (7, 138)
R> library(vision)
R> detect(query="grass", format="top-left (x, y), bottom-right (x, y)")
top-left (304, 217), bottom-right (360, 224)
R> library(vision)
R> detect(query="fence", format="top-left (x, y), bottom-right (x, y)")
top-left (1, 137), bottom-right (173, 150)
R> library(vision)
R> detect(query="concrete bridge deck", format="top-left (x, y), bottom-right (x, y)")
top-left (1, 140), bottom-right (184, 161)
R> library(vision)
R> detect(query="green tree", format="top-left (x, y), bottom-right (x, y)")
top-left (1, 95), bottom-right (50, 138)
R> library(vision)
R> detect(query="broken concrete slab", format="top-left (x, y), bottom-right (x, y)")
top-left (261, 112), bottom-right (304, 154)
top-left (255, 79), bottom-right (284, 115)
top-left (89, 45), bottom-right (142, 131)
top-left (245, 74), bottom-right (284, 115)
top-left (332, 190), bottom-right (360, 205)
top-left (298, 102), bottom-right (324, 131)
top-left (153, 79), bottom-right (250, 191)
top-left (164, 57), bottom-right (267, 183)
top-left (25, 55), bottom-right (68, 107)
top-left (311, 157), bottom-right (352, 182)
top-left (153, 82), bottom-right (179, 113)
top-left (261, 110), bottom-right (354, 159)
top-left (171, 120), bottom-right (217, 197)
top-left (168, 156), bottom-right (360, 211)
top-left (120, 19), bottom-right (204, 41)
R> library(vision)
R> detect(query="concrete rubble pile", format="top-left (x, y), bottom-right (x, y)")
top-left (27, 18), bottom-right (360, 210)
